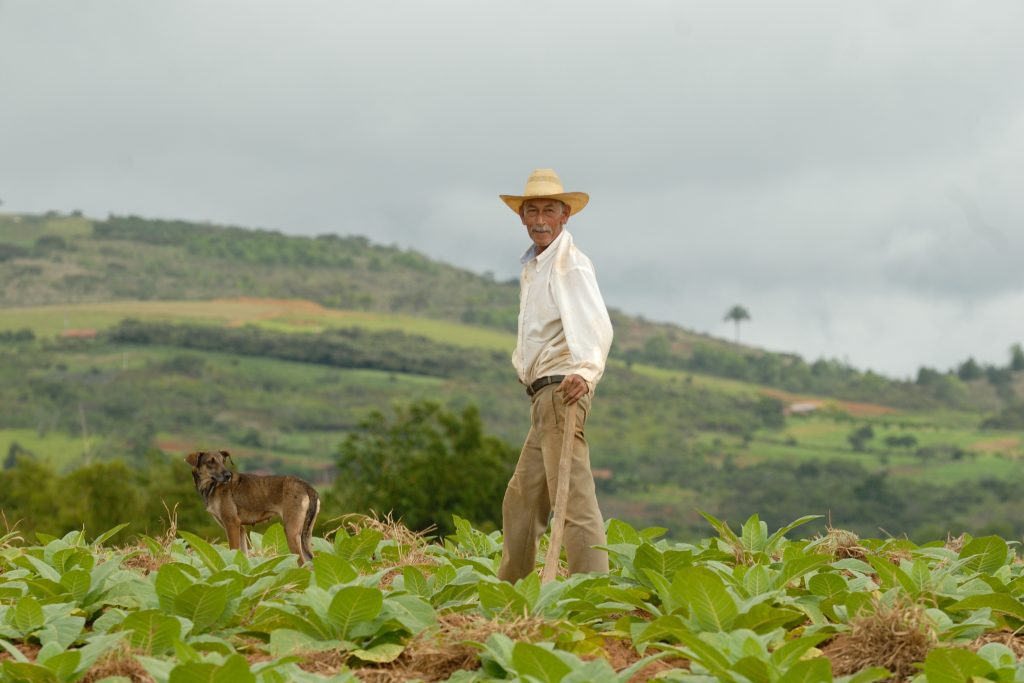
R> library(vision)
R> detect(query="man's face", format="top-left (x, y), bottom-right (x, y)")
top-left (521, 198), bottom-right (569, 252)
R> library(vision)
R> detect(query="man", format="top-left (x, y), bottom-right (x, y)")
top-left (496, 168), bottom-right (614, 582)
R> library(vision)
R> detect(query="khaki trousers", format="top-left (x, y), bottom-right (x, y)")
top-left (497, 384), bottom-right (608, 582)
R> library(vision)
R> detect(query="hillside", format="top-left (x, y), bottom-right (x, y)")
top-left (2, 211), bottom-right (1024, 543)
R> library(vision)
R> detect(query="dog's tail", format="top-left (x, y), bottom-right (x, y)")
top-left (301, 486), bottom-right (320, 562)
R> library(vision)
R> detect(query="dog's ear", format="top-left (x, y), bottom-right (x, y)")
top-left (220, 450), bottom-right (234, 468)
top-left (185, 451), bottom-right (203, 467)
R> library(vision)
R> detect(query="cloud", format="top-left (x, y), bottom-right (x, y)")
top-left (1, 0), bottom-right (1023, 376)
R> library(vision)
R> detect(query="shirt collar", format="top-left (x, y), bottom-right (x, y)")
top-left (520, 230), bottom-right (568, 266)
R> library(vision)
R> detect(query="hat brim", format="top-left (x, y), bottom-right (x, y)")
top-left (499, 192), bottom-right (589, 216)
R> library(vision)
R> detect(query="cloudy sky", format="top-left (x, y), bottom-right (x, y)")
top-left (2, 1), bottom-right (1022, 378)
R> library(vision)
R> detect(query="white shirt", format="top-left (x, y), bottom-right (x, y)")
top-left (513, 230), bottom-right (613, 389)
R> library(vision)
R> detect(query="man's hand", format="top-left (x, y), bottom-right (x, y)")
top-left (557, 374), bottom-right (589, 405)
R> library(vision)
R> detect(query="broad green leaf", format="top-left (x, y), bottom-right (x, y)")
top-left (168, 654), bottom-right (256, 683)
top-left (777, 655), bottom-right (831, 683)
top-left (2, 661), bottom-right (58, 682)
top-left (742, 564), bottom-right (771, 596)
top-left (732, 655), bottom-right (771, 683)
top-left (510, 642), bottom-right (572, 683)
top-left (808, 572), bottom-right (847, 599)
top-left (155, 563), bottom-right (199, 609)
top-left (38, 615), bottom-right (85, 651)
top-left (268, 629), bottom-right (342, 657)
top-left (13, 595), bottom-right (45, 633)
top-left (775, 554), bottom-right (830, 589)
top-left (771, 633), bottom-right (831, 670)
top-left (634, 543), bottom-right (692, 581)
top-left (478, 581), bottom-right (528, 618)
top-left (766, 515), bottom-right (822, 550)
top-left (40, 650), bottom-right (81, 681)
top-left (178, 531), bottom-right (226, 572)
top-left (699, 510), bottom-right (743, 550)
top-left (678, 568), bottom-right (737, 632)
top-left (334, 528), bottom-right (383, 565)
top-left (606, 519), bottom-right (642, 545)
top-left (923, 647), bottom-right (993, 683)
top-left (733, 603), bottom-right (801, 634)
top-left (120, 610), bottom-right (182, 655)
top-left (312, 554), bottom-right (357, 589)
top-left (401, 566), bottom-right (429, 598)
top-left (172, 583), bottom-right (231, 632)
top-left (948, 593), bottom-right (1024, 621)
top-left (959, 536), bottom-right (1010, 575)
top-left (59, 569), bottom-right (91, 603)
top-left (326, 586), bottom-right (384, 639)
top-left (384, 594), bottom-right (437, 634)
top-left (741, 514), bottom-right (768, 553)
top-left (838, 667), bottom-right (890, 683)
top-left (261, 524), bottom-right (291, 556)
top-left (351, 642), bottom-right (404, 663)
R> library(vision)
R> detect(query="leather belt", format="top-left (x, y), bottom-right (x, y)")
top-left (526, 375), bottom-right (565, 397)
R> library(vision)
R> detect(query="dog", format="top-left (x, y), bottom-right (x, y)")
top-left (184, 450), bottom-right (320, 565)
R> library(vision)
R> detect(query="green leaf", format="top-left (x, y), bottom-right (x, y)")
top-left (326, 586), bottom-right (384, 640)
top-left (733, 603), bottom-right (801, 634)
top-left (510, 642), bottom-right (572, 683)
top-left (777, 656), bottom-right (831, 683)
top-left (91, 523), bottom-right (131, 548)
top-left (120, 610), bottom-right (182, 655)
top-left (766, 515), bottom-right (822, 550)
top-left (155, 563), bottom-right (199, 610)
top-left (478, 581), bottom-right (528, 618)
top-left (384, 594), bottom-right (437, 634)
top-left (178, 531), bottom-right (227, 572)
top-left (401, 566), bottom-right (429, 598)
top-left (606, 519), bottom-right (642, 545)
top-left (351, 642), bottom-right (404, 663)
top-left (959, 536), bottom-right (1010, 575)
top-left (742, 564), bottom-right (771, 596)
top-left (13, 595), bottom-right (45, 633)
top-left (771, 633), bottom-right (831, 671)
top-left (168, 655), bottom-right (256, 683)
top-left (172, 583), bottom-right (231, 632)
top-left (947, 593), bottom-right (1024, 621)
top-left (38, 615), bottom-right (85, 652)
top-left (678, 568), bottom-right (737, 632)
top-left (268, 629), bottom-right (342, 657)
top-left (2, 661), bottom-right (59, 682)
top-left (838, 667), bottom-right (891, 683)
top-left (741, 514), bottom-right (768, 553)
top-left (732, 655), bottom-right (771, 683)
top-left (775, 554), bottom-right (830, 589)
top-left (335, 528), bottom-right (383, 564)
top-left (634, 543), bottom-right (692, 581)
top-left (40, 650), bottom-right (81, 681)
top-left (923, 647), bottom-right (993, 683)
top-left (312, 554), bottom-right (357, 589)
top-left (699, 510), bottom-right (743, 550)
top-left (59, 569), bottom-right (91, 603)
top-left (808, 573), bottom-right (847, 599)
top-left (261, 524), bottom-right (291, 556)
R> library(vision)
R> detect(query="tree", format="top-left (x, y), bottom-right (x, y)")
top-left (957, 357), bottom-right (982, 381)
top-left (724, 305), bottom-right (751, 344)
top-left (847, 425), bottom-right (875, 452)
top-left (1011, 343), bottom-right (1024, 372)
top-left (332, 401), bottom-right (517, 535)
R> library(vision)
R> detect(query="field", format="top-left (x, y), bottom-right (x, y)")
top-left (3, 515), bottom-right (1024, 682)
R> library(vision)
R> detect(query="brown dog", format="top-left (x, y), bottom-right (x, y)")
top-left (184, 450), bottom-right (320, 565)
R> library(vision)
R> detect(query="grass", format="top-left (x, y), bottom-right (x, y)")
top-left (0, 299), bottom-right (515, 351)
top-left (0, 428), bottom-right (99, 470)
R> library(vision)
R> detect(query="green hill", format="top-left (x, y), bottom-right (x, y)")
top-left (2, 211), bottom-right (1023, 542)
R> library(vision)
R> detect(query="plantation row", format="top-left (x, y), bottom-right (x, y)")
top-left (3, 514), bottom-right (1024, 681)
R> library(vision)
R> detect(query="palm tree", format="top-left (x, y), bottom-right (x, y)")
top-left (724, 305), bottom-right (751, 344)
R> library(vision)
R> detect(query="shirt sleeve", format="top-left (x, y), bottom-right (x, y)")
top-left (552, 265), bottom-right (614, 386)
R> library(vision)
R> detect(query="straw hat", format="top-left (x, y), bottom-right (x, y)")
top-left (499, 168), bottom-right (589, 216)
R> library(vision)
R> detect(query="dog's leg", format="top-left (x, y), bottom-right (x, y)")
top-left (284, 513), bottom-right (306, 566)
top-left (301, 489), bottom-right (320, 564)
top-left (225, 519), bottom-right (243, 552)
top-left (239, 526), bottom-right (250, 555)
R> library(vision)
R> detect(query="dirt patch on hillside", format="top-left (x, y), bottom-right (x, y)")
top-left (970, 438), bottom-right (1020, 453)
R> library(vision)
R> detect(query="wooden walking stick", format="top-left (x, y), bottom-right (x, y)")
top-left (541, 401), bottom-right (578, 584)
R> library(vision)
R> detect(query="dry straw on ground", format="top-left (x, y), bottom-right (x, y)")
top-left (824, 598), bottom-right (936, 681)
